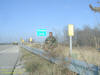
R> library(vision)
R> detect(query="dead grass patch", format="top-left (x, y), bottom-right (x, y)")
top-left (20, 47), bottom-right (77, 75)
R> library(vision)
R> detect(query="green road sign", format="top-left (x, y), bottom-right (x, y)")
top-left (36, 29), bottom-right (47, 36)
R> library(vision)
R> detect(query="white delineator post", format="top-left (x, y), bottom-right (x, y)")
top-left (70, 36), bottom-right (72, 55)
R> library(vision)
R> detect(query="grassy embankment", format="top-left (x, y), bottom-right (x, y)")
top-left (20, 47), bottom-right (76, 75)
top-left (25, 43), bottom-right (100, 66)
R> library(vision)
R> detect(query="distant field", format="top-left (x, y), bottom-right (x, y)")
top-left (24, 43), bottom-right (100, 66)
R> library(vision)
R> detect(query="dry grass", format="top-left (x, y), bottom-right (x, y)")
top-left (25, 43), bottom-right (100, 66)
top-left (20, 47), bottom-right (76, 75)
top-left (72, 47), bottom-right (100, 66)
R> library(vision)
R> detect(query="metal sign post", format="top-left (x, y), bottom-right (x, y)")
top-left (68, 24), bottom-right (74, 56)
top-left (70, 36), bottom-right (72, 55)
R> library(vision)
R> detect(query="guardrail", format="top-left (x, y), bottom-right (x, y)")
top-left (21, 45), bottom-right (100, 75)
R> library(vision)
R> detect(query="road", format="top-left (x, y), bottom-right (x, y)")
top-left (0, 45), bottom-right (19, 75)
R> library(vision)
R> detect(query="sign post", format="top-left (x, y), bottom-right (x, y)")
top-left (68, 24), bottom-right (74, 56)
top-left (70, 36), bottom-right (72, 55)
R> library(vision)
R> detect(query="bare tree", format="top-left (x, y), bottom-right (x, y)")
top-left (89, 4), bottom-right (100, 13)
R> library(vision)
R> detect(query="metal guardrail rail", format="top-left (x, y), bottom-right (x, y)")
top-left (21, 45), bottom-right (100, 75)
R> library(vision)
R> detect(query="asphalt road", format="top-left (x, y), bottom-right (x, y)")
top-left (0, 45), bottom-right (14, 52)
top-left (0, 45), bottom-right (19, 75)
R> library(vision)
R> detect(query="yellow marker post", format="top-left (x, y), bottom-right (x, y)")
top-left (68, 24), bottom-right (74, 36)
top-left (21, 40), bottom-right (24, 45)
top-left (29, 37), bottom-right (32, 43)
top-left (68, 24), bottom-right (74, 56)
top-left (22, 40), bottom-right (24, 43)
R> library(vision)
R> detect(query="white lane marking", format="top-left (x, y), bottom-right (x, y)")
top-left (4, 46), bottom-right (19, 54)
top-left (0, 46), bottom-right (15, 54)
top-left (0, 49), bottom-right (9, 54)
top-left (6, 48), bottom-right (19, 53)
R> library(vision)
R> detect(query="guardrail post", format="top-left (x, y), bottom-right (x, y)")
top-left (94, 66), bottom-right (98, 75)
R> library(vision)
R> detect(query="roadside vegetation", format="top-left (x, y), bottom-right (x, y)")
top-left (23, 42), bottom-right (100, 66)
top-left (20, 25), bottom-right (100, 75)
top-left (20, 47), bottom-right (76, 75)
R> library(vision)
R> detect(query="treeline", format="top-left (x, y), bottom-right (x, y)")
top-left (61, 25), bottom-right (100, 48)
